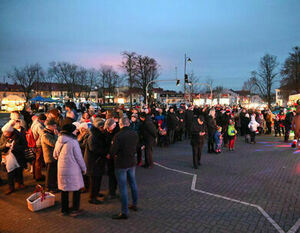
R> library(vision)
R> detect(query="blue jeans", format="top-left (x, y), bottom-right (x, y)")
top-left (115, 166), bottom-right (138, 215)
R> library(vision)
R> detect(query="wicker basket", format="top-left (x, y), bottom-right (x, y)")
top-left (27, 192), bottom-right (55, 212)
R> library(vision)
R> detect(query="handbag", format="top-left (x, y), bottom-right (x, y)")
top-left (24, 148), bottom-right (36, 162)
top-left (5, 142), bottom-right (20, 173)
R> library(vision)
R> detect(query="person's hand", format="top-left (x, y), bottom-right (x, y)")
top-left (106, 154), bottom-right (110, 159)
top-left (82, 170), bottom-right (86, 175)
top-left (141, 145), bottom-right (145, 150)
top-left (54, 129), bottom-right (59, 135)
top-left (200, 132), bottom-right (205, 136)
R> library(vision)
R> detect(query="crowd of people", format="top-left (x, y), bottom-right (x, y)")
top-left (0, 101), bottom-right (299, 218)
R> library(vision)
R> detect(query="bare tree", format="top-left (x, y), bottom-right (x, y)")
top-left (135, 55), bottom-right (159, 104)
top-left (242, 74), bottom-right (259, 93)
top-left (252, 54), bottom-right (279, 108)
top-left (48, 61), bottom-right (80, 98)
top-left (85, 68), bottom-right (99, 99)
top-left (121, 51), bottom-right (138, 106)
top-left (8, 63), bottom-right (44, 100)
top-left (99, 66), bottom-right (120, 103)
top-left (280, 46), bottom-right (300, 93)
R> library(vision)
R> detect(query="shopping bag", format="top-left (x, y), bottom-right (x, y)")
top-left (5, 142), bottom-right (20, 173)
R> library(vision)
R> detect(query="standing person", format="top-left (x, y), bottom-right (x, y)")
top-left (41, 119), bottom-right (58, 192)
top-left (184, 105), bottom-right (194, 139)
top-left (206, 109), bottom-right (217, 153)
top-left (221, 110), bottom-right (231, 147)
top-left (84, 118), bottom-right (106, 204)
top-left (176, 108), bottom-right (185, 141)
top-left (53, 123), bottom-right (86, 216)
top-left (31, 114), bottom-right (47, 181)
top-left (104, 118), bottom-right (118, 199)
top-left (265, 110), bottom-right (273, 135)
top-left (129, 114), bottom-right (142, 166)
top-left (190, 115), bottom-right (206, 169)
top-left (111, 117), bottom-right (139, 220)
top-left (248, 114), bottom-right (260, 144)
top-left (292, 106), bottom-right (300, 144)
top-left (166, 107), bottom-right (178, 144)
top-left (139, 112), bottom-right (157, 169)
top-left (0, 120), bottom-right (27, 195)
top-left (228, 120), bottom-right (237, 151)
top-left (214, 126), bottom-right (223, 153)
top-left (284, 108), bottom-right (295, 142)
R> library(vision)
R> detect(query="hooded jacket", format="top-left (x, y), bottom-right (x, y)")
top-left (54, 133), bottom-right (86, 191)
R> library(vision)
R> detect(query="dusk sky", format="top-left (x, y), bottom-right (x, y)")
top-left (0, 0), bottom-right (299, 90)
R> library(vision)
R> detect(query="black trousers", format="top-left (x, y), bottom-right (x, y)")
top-left (45, 162), bottom-right (57, 190)
top-left (136, 146), bottom-right (142, 164)
top-left (185, 127), bottom-right (191, 139)
top-left (207, 136), bottom-right (214, 152)
top-left (266, 122), bottom-right (272, 134)
top-left (61, 190), bottom-right (80, 213)
top-left (284, 127), bottom-right (291, 142)
top-left (89, 176), bottom-right (102, 200)
top-left (107, 159), bottom-right (117, 196)
top-left (250, 131), bottom-right (256, 143)
top-left (144, 143), bottom-right (153, 167)
top-left (8, 167), bottom-right (23, 190)
top-left (192, 142), bottom-right (203, 168)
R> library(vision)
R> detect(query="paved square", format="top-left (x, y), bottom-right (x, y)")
top-left (1, 135), bottom-right (300, 233)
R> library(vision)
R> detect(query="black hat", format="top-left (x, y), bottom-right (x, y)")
top-left (140, 112), bottom-right (146, 118)
top-left (61, 123), bottom-right (76, 133)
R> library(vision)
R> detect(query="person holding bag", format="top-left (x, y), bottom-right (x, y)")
top-left (0, 120), bottom-right (27, 195)
top-left (53, 123), bottom-right (86, 216)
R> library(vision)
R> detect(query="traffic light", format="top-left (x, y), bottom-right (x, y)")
top-left (176, 79), bottom-right (180, 86)
top-left (184, 74), bottom-right (189, 83)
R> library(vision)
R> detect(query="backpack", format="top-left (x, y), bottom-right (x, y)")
top-left (26, 128), bottom-right (36, 148)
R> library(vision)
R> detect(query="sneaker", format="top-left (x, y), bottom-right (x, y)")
top-left (112, 213), bottom-right (128, 220)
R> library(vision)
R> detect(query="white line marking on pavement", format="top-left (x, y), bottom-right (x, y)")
top-left (154, 162), bottom-right (300, 233)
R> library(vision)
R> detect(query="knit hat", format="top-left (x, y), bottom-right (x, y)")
top-left (217, 126), bottom-right (222, 132)
top-left (131, 113), bottom-right (138, 118)
top-left (1, 120), bottom-right (15, 133)
top-left (61, 123), bottom-right (76, 134)
top-left (229, 119), bottom-right (234, 125)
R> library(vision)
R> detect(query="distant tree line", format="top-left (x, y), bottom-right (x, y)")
top-left (243, 46), bottom-right (300, 108)
top-left (6, 51), bottom-right (160, 104)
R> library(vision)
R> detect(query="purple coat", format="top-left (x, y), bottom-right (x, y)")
top-left (54, 134), bottom-right (86, 191)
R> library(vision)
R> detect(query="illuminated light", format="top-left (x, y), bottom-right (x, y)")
top-left (117, 98), bottom-right (125, 104)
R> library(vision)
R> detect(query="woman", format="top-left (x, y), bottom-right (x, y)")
top-left (54, 123), bottom-right (86, 216)
top-left (0, 120), bottom-right (27, 195)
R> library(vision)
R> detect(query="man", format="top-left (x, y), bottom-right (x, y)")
top-left (184, 105), bottom-right (194, 139)
top-left (284, 108), bottom-right (296, 142)
top-left (176, 108), bottom-right (185, 141)
top-left (139, 112), bottom-right (157, 168)
top-left (84, 118), bottom-right (106, 205)
top-left (130, 114), bottom-right (142, 166)
top-left (167, 107), bottom-right (178, 144)
top-left (41, 119), bottom-right (58, 192)
top-left (31, 114), bottom-right (46, 181)
top-left (111, 117), bottom-right (139, 220)
top-left (191, 115), bottom-right (206, 169)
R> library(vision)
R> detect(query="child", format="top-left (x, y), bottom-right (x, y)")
top-left (248, 114), bottom-right (260, 144)
top-left (214, 126), bottom-right (223, 153)
top-left (244, 113), bottom-right (251, 143)
top-left (228, 120), bottom-right (237, 151)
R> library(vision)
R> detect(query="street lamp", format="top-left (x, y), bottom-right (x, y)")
top-left (184, 53), bottom-right (192, 100)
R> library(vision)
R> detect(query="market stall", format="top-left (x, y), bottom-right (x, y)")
top-left (1, 95), bottom-right (26, 112)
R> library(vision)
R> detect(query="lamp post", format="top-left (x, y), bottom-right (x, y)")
top-left (190, 82), bottom-right (213, 106)
top-left (184, 54), bottom-right (192, 101)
